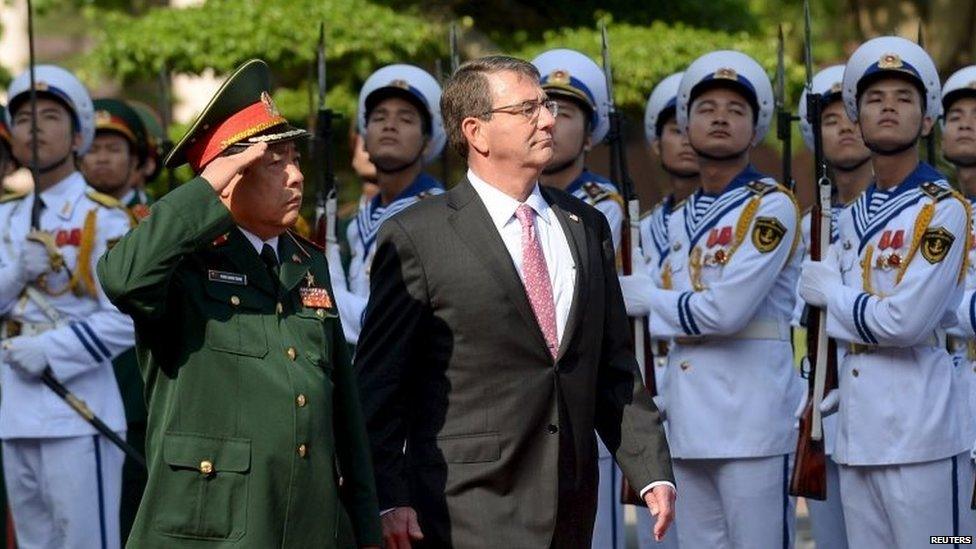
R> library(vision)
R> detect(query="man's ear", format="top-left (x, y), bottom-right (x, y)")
top-left (462, 117), bottom-right (488, 156)
top-left (921, 115), bottom-right (935, 138)
top-left (651, 140), bottom-right (662, 158)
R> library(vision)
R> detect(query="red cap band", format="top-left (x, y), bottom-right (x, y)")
top-left (185, 98), bottom-right (286, 171)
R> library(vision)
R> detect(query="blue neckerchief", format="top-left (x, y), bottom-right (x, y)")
top-left (684, 164), bottom-right (768, 249)
top-left (356, 172), bottom-right (443, 255)
top-left (851, 162), bottom-right (948, 252)
top-left (649, 194), bottom-right (674, 267)
top-left (565, 168), bottom-right (617, 197)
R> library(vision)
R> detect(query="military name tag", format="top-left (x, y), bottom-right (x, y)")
top-left (300, 287), bottom-right (332, 309)
top-left (208, 270), bottom-right (247, 285)
top-left (921, 226), bottom-right (955, 264)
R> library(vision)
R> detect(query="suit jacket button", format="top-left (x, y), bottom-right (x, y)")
top-left (546, 424), bottom-right (558, 434)
top-left (287, 347), bottom-right (297, 361)
top-left (297, 443), bottom-right (308, 458)
top-left (199, 460), bottom-right (214, 475)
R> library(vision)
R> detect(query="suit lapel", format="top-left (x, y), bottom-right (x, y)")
top-left (544, 189), bottom-right (588, 361)
top-left (447, 179), bottom-right (550, 354)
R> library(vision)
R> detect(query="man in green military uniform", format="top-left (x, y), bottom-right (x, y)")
top-left (80, 97), bottom-right (152, 544)
top-left (97, 59), bottom-right (381, 548)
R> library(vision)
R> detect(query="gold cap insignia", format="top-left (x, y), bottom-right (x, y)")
top-left (32, 80), bottom-right (49, 92)
top-left (830, 82), bottom-right (843, 93)
top-left (549, 69), bottom-right (571, 85)
top-left (714, 68), bottom-right (737, 80)
top-left (260, 91), bottom-right (280, 117)
top-left (878, 53), bottom-right (903, 69)
top-left (94, 110), bottom-right (112, 124)
top-left (968, 81), bottom-right (976, 89)
top-left (388, 79), bottom-right (410, 90)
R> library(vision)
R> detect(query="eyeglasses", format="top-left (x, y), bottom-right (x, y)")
top-left (482, 99), bottom-right (558, 120)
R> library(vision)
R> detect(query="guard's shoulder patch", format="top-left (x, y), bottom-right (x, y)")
top-left (288, 229), bottom-right (324, 253)
top-left (920, 226), bottom-right (955, 264)
top-left (746, 180), bottom-right (776, 196)
top-left (921, 181), bottom-right (952, 201)
top-left (752, 216), bottom-right (788, 253)
top-left (85, 189), bottom-right (123, 209)
top-left (0, 190), bottom-right (29, 203)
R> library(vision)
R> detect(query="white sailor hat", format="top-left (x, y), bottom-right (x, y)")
top-left (358, 64), bottom-right (446, 163)
top-left (676, 50), bottom-right (774, 146)
top-left (644, 72), bottom-right (684, 145)
top-left (940, 65), bottom-right (976, 125)
top-left (842, 36), bottom-right (941, 123)
top-left (797, 65), bottom-right (846, 150)
top-left (531, 48), bottom-right (610, 143)
top-left (7, 65), bottom-right (95, 155)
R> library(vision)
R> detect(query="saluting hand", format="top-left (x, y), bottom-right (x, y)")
top-left (644, 484), bottom-right (676, 542)
top-left (200, 142), bottom-right (268, 196)
top-left (382, 506), bottom-right (423, 549)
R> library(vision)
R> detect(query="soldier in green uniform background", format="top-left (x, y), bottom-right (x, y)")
top-left (97, 59), bottom-right (381, 548)
top-left (80, 97), bottom-right (151, 544)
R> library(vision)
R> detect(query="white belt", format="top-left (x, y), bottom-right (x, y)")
top-left (848, 331), bottom-right (944, 355)
top-left (675, 319), bottom-right (790, 345)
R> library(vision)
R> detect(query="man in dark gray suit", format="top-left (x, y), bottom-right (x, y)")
top-left (354, 55), bottom-right (675, 549)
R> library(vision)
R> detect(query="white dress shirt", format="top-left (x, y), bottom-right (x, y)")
top-left (238, 228), bottom-right (279, 261)
top-left (467, 169), bottom-right (576, 344)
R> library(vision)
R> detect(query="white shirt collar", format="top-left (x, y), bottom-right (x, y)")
top-left (467, 168), bottom-right (552, 231)
top-left (238, 227), bottom-right (279, 258)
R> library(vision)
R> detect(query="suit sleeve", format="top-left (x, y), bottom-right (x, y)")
top-left (353, 217), bottom-right (430, 510)
top-left (647, 193), bottom-right (798, 337)
top-left (591, 212), bottom-right (675, 490)
top-left (43, 207), bottom-right (134, 381)
top-left (97, 177), bottom-right (236, 319)
top-left (329, 269), bottom-right (382, 544)
top-left (826, 197), bottom-right (967, 346)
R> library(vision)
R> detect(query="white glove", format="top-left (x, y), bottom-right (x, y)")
top-left (799, 257), bottom-right (841, 308)
top-left (819, 389), bottom-right (839, 416)
top-left (652, 395), bottom-right (666, 422)
top-left (619, 250), bottom-right (654, 317)
top-left (325, 243), bottom-right (349, 294)
top-left (20, 239), bottom-right (52, 283)
top-left (3, 335), bottom-right (48, 378)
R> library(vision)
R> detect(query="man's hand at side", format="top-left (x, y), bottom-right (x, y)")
top-left (644, 484), bottom-right (676, 542)
top-left (382, 506), bottom-right (423, 549)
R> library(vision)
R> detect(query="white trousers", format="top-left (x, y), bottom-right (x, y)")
top-left (673, 455), bottom-right (796, 549)
top-left (592, 448), bottom-right (626, 549)
top-left (805, 455), bottom-right (849, 549)
top-left (839, 452), bottom-right (976, 549)
top-left (3, 434), bottom-right (124, 549)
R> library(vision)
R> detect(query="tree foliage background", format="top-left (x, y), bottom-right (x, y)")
top-left (10, 0), bottom-right (976, 205)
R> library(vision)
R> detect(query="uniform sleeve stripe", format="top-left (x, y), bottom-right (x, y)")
top-left (679, 291), bottom-right (701, 336)
top-left (969, 292), bottom-right (976, 335)
top-left (79, 321), bottom-right (111, 360)
top-left (852, 293), bottom-right (869, 344)
top-left (677, 292), bottom-right (692, 335)
top-left (69, 322), bottom-right (105, 363)
top-left (856, 293), bottom-right (878, 344)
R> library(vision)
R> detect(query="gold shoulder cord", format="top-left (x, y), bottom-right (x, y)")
top-left (894, 201), bottom-right (934, 284)
top-left (42, 209), bottom-right (99, 298)
top-left (777, 184), bottom-right (803, 260)
top-left (660, 261), bottom-right (673, 290)
top-left (951, 189), bottom-right (972, 284)
top-left (689, 246), bottom-right (705, 291)
top-left (860, 244), bottom-right (874, 294)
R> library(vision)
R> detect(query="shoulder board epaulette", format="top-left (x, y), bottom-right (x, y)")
top-left (582, 181), bottom-right (621, 205)
top-left (921, 181), bottom-right (953, 201)
top-left (0, 190), bottom-right (29, 203)
top-left (288, 229), bottom-right (324, 253)
top-left (416, 191), bottom-right (433, 200)
top-left (745, 180), bottom-right (776, 196)
top-left (85, 189), bottom-right (123, 209)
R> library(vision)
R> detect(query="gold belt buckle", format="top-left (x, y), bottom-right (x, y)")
top-left (655, 341), bottom-right (670, 357)
top-left (674, 336), bottom-right (702, 346)
top-left (968, 341), bottom-right (976, 362)
top-left (847, 342), bottom-right (875, 355)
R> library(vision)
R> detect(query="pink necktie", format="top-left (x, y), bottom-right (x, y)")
top-left (515, 204), bottom-right (559, 359)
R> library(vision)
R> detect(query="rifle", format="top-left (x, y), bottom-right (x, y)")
top-left (917, 23), bottom-right (937, 166)
top-left (158, 63), bottom-right (176, 194)
top-left (312, 22), bottom-right (340, 249)
top-left (789, 0), bottom-right (837, 500)
top-left (775, 25), bottom-right (799, 191)
top-left (600, 24), bottom-right (656, 508)
top-left (22, 0), bottom-right (145, 468)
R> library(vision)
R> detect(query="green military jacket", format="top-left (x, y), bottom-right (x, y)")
top-left (97, 178), bottom-right (381, 548)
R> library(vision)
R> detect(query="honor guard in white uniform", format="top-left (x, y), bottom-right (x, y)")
top-left (941, 65), bottom-right (976, 429)
top-left (531, 48), bottom-right (631, 549)
top-left (629, 71), bottom-right (699, 549)
top-left (533, 49), bottom-right (624, 251)
top-left (644, 50), bottom-right (804, 548)
top-left (799, 36), bottom-right (976, 546)
top-left (327, 64), bottom-right (445, 344)
top-left (792, 64), bottom-right (873, 549)
top-left (0, 66), bottom-right (134, 549)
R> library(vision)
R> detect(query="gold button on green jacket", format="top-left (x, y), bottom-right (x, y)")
top-left (97, 177), bottom-right (381, 548)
